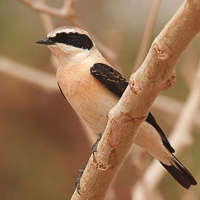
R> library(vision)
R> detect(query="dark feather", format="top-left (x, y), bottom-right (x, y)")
top-left (146, 112), bottom-right (175, 153)
top-left (160, 155), bottom-right (197, 189)
top-left (90, 63), bottom-right (174, 153)
top-left (90, 63), bottom-right (128, 97)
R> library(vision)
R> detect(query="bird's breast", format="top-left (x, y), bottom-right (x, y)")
top-left (56, 64), bottom-right (119, 133)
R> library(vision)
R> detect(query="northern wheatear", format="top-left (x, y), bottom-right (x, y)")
top-left (36, 26), bottom-right (197, 189)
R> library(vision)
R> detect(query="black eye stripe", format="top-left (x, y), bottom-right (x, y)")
top-left (49, 32), bottom-right (93, 50)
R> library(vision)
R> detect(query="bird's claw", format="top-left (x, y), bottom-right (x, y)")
top-left (92, 133), bottom-right (102, 157)
top-left (75, 162), bottom-right (88, 195)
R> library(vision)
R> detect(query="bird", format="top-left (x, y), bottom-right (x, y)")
top-left (36, 26), bottom-right (197, 189)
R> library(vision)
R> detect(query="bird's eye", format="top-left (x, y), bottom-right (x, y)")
top-left (66, 35), bottom-right (75, 42)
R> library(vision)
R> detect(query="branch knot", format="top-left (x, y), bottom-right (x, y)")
top-left (129, 77), bottom-right (142, 95)
top-left (161, 72), bottom-right (176, 90)
top-left (153, 42), bottom-right (169, 60)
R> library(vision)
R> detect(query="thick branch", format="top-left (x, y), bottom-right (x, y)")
top-left (132, 61), bottom-right (200, 200)
top-left (71, 1), bottom-right (200, 199)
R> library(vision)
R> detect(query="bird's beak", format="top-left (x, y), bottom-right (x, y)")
top-left (36, 38), bottom-right (55, 45)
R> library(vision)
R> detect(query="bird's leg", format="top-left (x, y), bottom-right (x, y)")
top-left (92, 133), bottom-right (102, 157)
top-left (75, 133), bottom-right (102, 195)
top-left (75, 161), bottom-right (88, 195)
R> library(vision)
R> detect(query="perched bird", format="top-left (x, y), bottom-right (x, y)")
top-left (36, 26), bottom-right (197, 189)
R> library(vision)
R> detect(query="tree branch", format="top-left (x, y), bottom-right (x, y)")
top-left (1, 56), bottom-right (199, 131)
top-left (0, 56), bottom-right (57, 92)
top-left (17, 0), bottom-right (117, 66)
top-left (17, 0), bottom-right (75, 19)
top-left (133, 0), bottom-right (161, 72)
top-left (70, 0), bottom-right (200, 199)
top-left (36, 0), bottom-right (54, 33)
top-left (153, 95), bottom-right (200, 129)
top-left (131, 60), bottom-right (200, 200)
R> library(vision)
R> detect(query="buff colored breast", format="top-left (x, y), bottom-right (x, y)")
top-left (56, 62), bottom-right (119, 133)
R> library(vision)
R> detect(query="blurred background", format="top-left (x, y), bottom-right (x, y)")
top-left (0, 0), bottom-right (199, 199)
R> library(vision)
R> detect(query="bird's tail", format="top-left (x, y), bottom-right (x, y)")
top-left (160, 155), bottom-right (197, 189)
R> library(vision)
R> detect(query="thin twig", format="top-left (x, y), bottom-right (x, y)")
top-left (180, 45), bottom-right (198, 89)
top-left (0, 56), bottom-right (57, 92)
top-left (36, 0), bottom-right (58, 71)
top-left (153, 95), bottom-right (200, 129)
top-left (133, 0), bottom-right (161, 72)
top-left (17, 0), bottom-right (70, 18)
top-left (36, 0), bottom-right (54, 33)
top-left (17, 0), bottom-right (117, 66)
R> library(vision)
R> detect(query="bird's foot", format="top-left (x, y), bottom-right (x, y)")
top-left (75, 162), bottom-right (88, 195)
top-left (75, 133), bottom-right (102, 194)
top-left (92, 133), bottom-right (102, 157)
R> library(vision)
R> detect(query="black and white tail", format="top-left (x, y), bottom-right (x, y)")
top-left (160, 155), bottom-right (197, 189)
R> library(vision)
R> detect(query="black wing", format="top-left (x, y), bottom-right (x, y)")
top-left (90, 63), bottom-right (128, 97)
top-left (146, 112), bottom-right (175, 153)
top-left (90, 63), bottom-right (175, 153)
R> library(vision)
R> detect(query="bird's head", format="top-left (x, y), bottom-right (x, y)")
top-left (36, 26), bottom-right (94, 64)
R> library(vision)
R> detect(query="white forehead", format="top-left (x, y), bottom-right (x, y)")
top-left (47, 26), bottom-right (90, 38)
